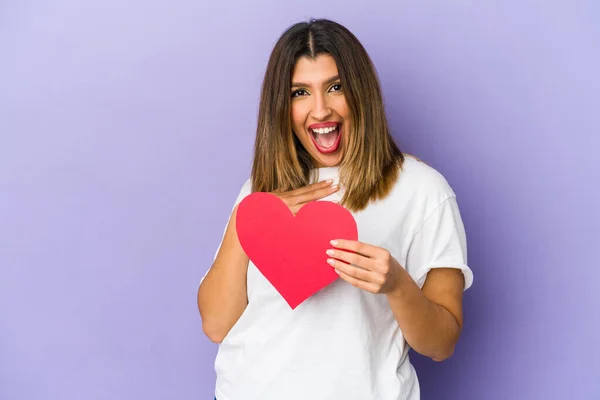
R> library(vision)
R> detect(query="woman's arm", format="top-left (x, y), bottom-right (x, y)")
top-left (326, 240), bottom-right (465, 362)
top-left (197, 180), bottom-right (339, 343)
top-left (385, 267), bottom-right (465, 361)
top-left (197, 205), bottom-right (249, 343)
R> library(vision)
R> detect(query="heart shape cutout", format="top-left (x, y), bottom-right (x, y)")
top-left (236, 192), bottom-right (358, 309)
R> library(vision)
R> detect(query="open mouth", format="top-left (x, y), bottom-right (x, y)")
top-left (309, 123), bottom-right (342, 154)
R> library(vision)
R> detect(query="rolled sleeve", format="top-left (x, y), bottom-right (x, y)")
top-left (405, 195), bottom-right (473, 290)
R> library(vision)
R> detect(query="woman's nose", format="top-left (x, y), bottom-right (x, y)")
top-left (311, 92), bottom-right (333, 120)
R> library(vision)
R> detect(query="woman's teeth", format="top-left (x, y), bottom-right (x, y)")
top-left (312, 126), bottom-right (338, 134)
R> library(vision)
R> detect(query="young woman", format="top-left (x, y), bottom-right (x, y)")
top-left (197, 18), bottom-right (473, 400)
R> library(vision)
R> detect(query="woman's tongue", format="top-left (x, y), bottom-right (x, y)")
top-left (313, 128), bottom-right (338, 149)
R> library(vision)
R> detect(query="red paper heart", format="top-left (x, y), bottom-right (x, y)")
top-left (236, 192), bottom-right (358, 309)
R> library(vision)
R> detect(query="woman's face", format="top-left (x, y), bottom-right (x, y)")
top-left (290, 54), bottom-right (351, 168)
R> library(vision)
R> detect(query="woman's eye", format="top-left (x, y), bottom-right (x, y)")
top-left (330, 83), bottom-right (342, 92)
top-left (292, 89), bottom-right (308, 97)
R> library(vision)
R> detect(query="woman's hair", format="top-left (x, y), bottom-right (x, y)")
top-left (251, 18), bottom-right (404, 211)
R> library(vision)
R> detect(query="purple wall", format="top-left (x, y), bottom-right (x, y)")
top-left (1, 1), bottom-right (599, 399)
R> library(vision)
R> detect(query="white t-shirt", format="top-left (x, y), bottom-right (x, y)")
top-left (205, 156), bottom-right (473, 400)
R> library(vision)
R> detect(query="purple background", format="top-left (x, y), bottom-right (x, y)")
top-left (1, 1), bottom-right (599, 399)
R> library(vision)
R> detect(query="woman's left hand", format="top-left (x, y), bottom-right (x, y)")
top-left (326, 239), bottom-right (406, 294)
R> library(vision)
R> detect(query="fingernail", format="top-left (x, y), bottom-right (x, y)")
top-left (331, 184), bottom-right (339, 190)
top-left (327, 258), bottom-right (335, 265)
top-left (325, 179), bottom-right (333, 184)
top-left (330, 240), bottom-right (339, 246)
top-left (326, 249), bottom-right (334, 256)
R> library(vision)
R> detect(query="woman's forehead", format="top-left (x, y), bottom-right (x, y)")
top-left (291, 55), bottom-right (339, 86)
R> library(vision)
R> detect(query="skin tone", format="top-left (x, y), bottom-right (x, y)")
top-left (273, 180), bottom-right (340, 215)
top-left (198, 56), bottom-right (344, 342)
top-left (198, 180), bottom-right (338, 343)
top-left (291, 54), bottom-right (466, 361)
top-left (291, 54), bottom-right (351, 167)
top-left (200, 55), bottom-right (466, 361)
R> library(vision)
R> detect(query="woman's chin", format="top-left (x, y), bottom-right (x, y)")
top-left (312, 149), bottom-right (343, 167)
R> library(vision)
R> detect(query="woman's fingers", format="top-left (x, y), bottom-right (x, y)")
top-left (326, 249), bottom-right (388, 293)
top-left (326, 248), bottom-right (378, 272)
top-left (293, 183), bottom-right (339, 205)
top-left (279, 180), bottom-right (339, 210)
top-left (287, 180), bottom-right (336, 199)
top-left (270, 179), bottom-right (341, 215)
top-left (330, 239), bottom-right (383, 260)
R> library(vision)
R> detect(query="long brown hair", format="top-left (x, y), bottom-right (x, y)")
top-left (251, 18), bottom-right (404, 212)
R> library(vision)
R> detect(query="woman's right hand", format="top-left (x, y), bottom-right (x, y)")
top-left (273, 179), bottom-right (340, 215)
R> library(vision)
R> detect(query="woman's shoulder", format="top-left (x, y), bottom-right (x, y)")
top-left (395, 154), bottom-right (457, 201)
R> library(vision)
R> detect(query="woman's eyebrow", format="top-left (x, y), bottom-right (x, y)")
top-left (291, 75), bottom-right (340, 89)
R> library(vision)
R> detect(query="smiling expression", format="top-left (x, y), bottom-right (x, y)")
top-left (290, 54), bottom-right (351, 168)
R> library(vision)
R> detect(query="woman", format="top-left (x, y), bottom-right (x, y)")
top-left (197, 18), bottom-right (473, 400)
